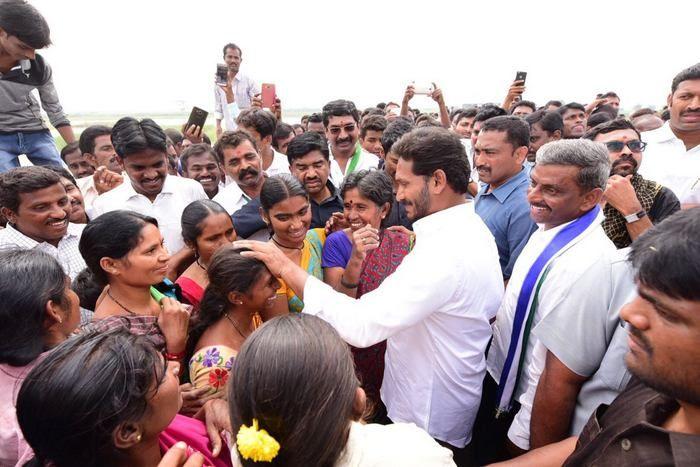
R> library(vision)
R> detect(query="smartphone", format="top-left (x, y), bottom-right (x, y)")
top-left (515, 71), bottom-right (527, 84)
top-left (261, 83), bottom-right (276, 109)
top-left (215, 64), bottom-right (228, 85)
top-left (412, 82), bottom-right (433, 95)
top-left (186, 106), bottom-right (208, 130)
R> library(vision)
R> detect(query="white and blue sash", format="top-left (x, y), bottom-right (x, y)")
top-left (495, 206), bottom-right (601, 415)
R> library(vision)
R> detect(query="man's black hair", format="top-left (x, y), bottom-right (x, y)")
top-left (392, 127), bottom-right (470, 194)
top-left (286, 131), bottom-right (330, 165)
top-left (586, 112), bottom-right (613, 129)
top-left (78, 125), bottom-right (112, 155)
top-left (60, 141), bottom-right (81, 162)
top-left (600, 91), bottom-right (619, 100)
top-left (630, 208), bottom-right (700, 301)
top-left (111, 117), bottom-right (167, 159)
top-left (360, 115), bottom-right (387, 138)
top-left (272, 123), bottom-right (295, 151)
top-left (479, 116), bottom-right (530, 149)
top-left (164, 128), bottom-right (184, 146)
top-left (583, 118), bottom-right (641, 141)
top-left (474, 105), bottom-right (507, 124)
top-left (381, 117), bottom-right (414, 155)
top-left (671, 63), bottom-right (700, 93)
top-left (322, 100), bottom-right (360, 127)
top-left (307, 113), bottom-right (323, 124)
top-left (222, 42), bottom-right (242, 58)
top-left (557, 102), bottom-right (586, 115)
top-left (236, 109), bottom-right (277, 139)
top-left (544, 100), bottom-right (563, 108)
top-left (510, 100), bottom-right (537, 114)
top-left (0, 0), bottom-right (51, 49)
top-left (525, 110), bottom-right (564, 133)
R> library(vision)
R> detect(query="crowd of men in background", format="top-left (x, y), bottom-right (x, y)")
top-left (2, 0), bottom-right (700, 466)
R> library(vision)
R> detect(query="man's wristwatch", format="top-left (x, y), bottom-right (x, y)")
top-left (624, 209), bottom-right (647, 223)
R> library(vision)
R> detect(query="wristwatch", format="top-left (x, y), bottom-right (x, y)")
top-left (624, 209), bottom-right (647, 223)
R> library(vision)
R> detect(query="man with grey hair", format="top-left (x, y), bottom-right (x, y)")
top-left (477, 139), bottom-right (623, 462)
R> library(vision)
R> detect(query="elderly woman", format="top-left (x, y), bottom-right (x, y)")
top-left (321, 169), bottom-right (412, 411)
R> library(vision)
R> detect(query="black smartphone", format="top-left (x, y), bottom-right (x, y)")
top-left (186, 106), bottom-right (208, 130)
top-left (515, 71), bottom-right (527, 84)
top-left (215, 64), bottom-right (228, 85)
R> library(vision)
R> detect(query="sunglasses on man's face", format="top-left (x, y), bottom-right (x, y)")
top-left (328, 124), bottom-right (357, 135)
top-left (604, 140), bottom-right (647, 153)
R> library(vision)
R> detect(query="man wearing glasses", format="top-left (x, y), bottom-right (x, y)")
top-left (585, 119), bottom-right (680, 248)
top-left (322, 99), bottom-right (379, 187)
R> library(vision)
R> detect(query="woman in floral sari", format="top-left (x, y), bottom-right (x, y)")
top-left (186, 246), bottom-right (280, 394)
top-left (260, 174), bottom-right (326, 317)
top-left (321, 169), bottom-right (412, 410)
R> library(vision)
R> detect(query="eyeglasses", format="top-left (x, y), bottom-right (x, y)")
top-left (328, 124), bottom-right (357, 135)
top-left (604, 140), bottom-right (647, 153)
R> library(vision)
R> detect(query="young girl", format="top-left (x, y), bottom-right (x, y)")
top-left (227, 314), bottom-right (455, 466)
top-left (16, 329), bottom-right (229, 467)
top-left (187, 246), bottom-right (279, 394)
top-left (260, 174), bottom-right (326, 318)
top-left (176, 199), bottom-right (236, 308)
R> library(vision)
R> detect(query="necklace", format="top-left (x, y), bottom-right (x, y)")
top-left (224, 312), bottom-right (249, 339)
top-left (272, 236), bottom-right (304, 251)
top-left (196, 258), bottom-right (207, 271)
top-left (107, 290), bottom-right (137, 316)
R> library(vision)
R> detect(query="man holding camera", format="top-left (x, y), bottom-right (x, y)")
top-left (214, 42), bottom-right (260, 137)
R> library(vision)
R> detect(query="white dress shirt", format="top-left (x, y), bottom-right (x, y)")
top-left (486, 210), bottom-right (618, 449)
top-left (91, 175), bottom-right (207, 254)
top-left (214, 72), bottom-right (260, 131)
top-left (212, 182), bottom-right (250, 215)
top-left (0, 223), bottom-right (86, 280)
top-left (302, 202), bottom-right (504, 447)
top-left (329, 146), bottom-right (380, 188)
top-left (640, 122), bottom-right (700, 204)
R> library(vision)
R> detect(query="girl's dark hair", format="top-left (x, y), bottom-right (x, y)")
top-left (259, 174), bottom-right (308, 212)
top-left (0, 249), bottom-right (67, 366)
top-left (229, 314), bottom-right (359, 467)
top-left (78, 210), bottom-right (158, 286)
top-left (181, 199), bottom-right (230, 250)
top-left (340, 169), bottom-right (394, 226)
top-left (16, 329), bottom-right (166, 467)
top-left (185, 247), bottom-right (268, 367)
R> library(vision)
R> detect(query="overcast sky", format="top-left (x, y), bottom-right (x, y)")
top-left (33, 0), bottom-right (699, 116)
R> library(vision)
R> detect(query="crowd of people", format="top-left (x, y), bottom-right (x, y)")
top-left (1, 1), bottom-right (700, 466)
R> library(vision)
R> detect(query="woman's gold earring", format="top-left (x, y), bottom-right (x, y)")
top-left (136, 434), bottom-right (142, 443)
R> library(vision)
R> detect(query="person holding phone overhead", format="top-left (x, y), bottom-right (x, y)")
top-left (214, 42), bottom-right (260, 137)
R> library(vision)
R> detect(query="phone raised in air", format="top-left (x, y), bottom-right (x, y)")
top-left (215, 64), bottom-right (228, 85)
top-left (261, 83), bottom-right (276, 109)
top-left (186, 106), bottom-right (208, 131)
top-left (514, 71), bottom-right (527, 84)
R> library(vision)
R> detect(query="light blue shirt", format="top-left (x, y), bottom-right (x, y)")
top-left (475, 168), bottom-right (537, 278)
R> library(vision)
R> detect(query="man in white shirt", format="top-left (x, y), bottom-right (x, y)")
top-left (640, 63), bottom-right (700, 207)
top-left (236, 108), bottom-right (290, 177)
top-left (0, 166), bottom-right (85, 280)
top-left (76, 124), bottom-right (124, 212)
top-left (236, 127), bottom-right (504, 464)
top-left (322, 99), bottom-right (379, 187)
top-left (480, 140), bottom-right (616, 460)
top-left (212, 130), bottom-right (265, 215)
top-left (91, 117), bottom-right (207, 254)
top-left (214, 43), bottom-right (259, 136)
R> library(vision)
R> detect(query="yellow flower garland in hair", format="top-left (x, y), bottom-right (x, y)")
top-left (236, 419), bottom-right (280, 462)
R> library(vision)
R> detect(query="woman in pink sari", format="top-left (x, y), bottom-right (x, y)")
top-left (16, 329), bottom-right (231, 467)
top-left (177, 200), bottom-right (236, 309)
